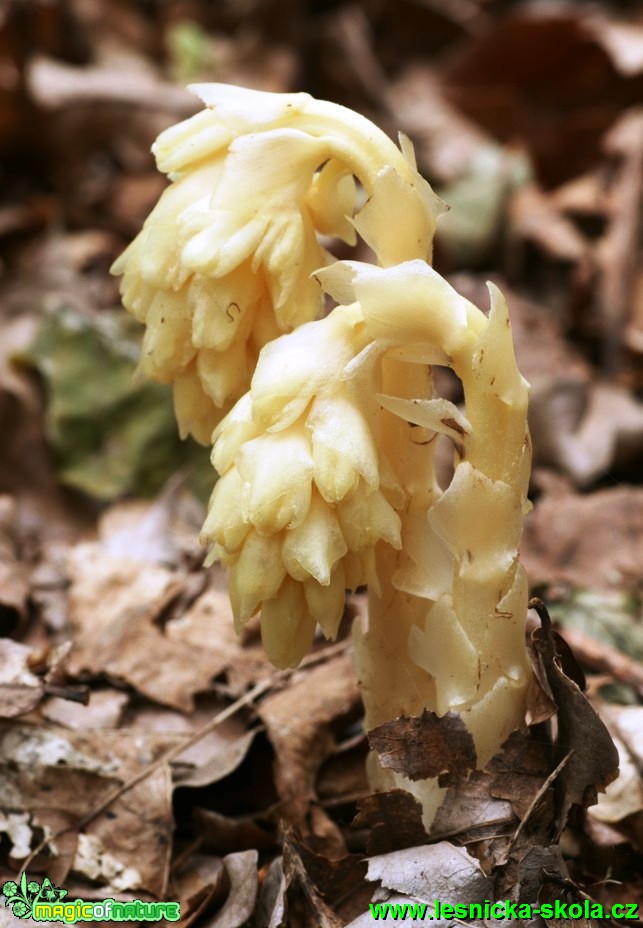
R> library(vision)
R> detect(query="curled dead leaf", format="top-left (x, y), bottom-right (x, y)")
top-left (368, 709), bottom-right (477, 782)
top-left (530, 599), bottom-right (620, 835)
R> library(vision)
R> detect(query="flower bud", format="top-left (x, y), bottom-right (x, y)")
top-left (250, 305), bottom-right (366, 431)
top-left (260, 577), bottom-right (317, 669)
top-left (200, 467), bottom-right (249, 553)
top-left (236, 427), bottom-right (314, 533)
top-left (228, 532), bottom-right (286, 630)
top-left (308, 392), bottom-right (380, 502)
top-left (304, 563), bottom-right (346, 640)
top-left (336, 483), bottom-right (402, 553)
top-left (281, 491), bottom-right (347, 585)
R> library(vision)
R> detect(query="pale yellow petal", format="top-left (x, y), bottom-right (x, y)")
top-left (139, 287), bottom-right (195, 382)
top-left (260, 577), bottom-right (316, 669)
top-left (309, 392), bottom-right (380, 502)
top-left (281, 491), bottom-right (347, 584)
top-left (229, 532), bottom-right (286, 629)
top-left (173, 361), bottom-right (222, 443)
top-left (236, 427), bottom-right (314, 532)
top-left (211, 393), bottom-right (262, 475)
top-left (190, 263), bottom-right (261, 351)
top-left (352, 165), bottom-right (436, 266)
top-left (304, 159), bottom-right (357, 244)
top-left (250, 305), bottom-right (366, 431)
top-left (153, 108), bottom-right (233, 174)
top-left (200, 467), bottom-right (249, 552)
top-left (337, 485), bottom-right (401, 552)
top-left (408, 595), bottom-right (479, 715)
top-left (351, 260), bottom-right (470, 354)
top-left (196, 340), bottom-right (253, 409)
top-left (304, 562), bottom-right (346, 640)
top-left (189, 83), bottom-right (312, 131)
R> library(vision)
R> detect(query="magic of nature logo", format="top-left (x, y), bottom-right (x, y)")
top-left (2, 873), bottom-right (180, 922)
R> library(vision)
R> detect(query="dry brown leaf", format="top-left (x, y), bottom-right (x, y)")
top-left (279, 837), bottom-right (344, 928)
top-left (353, 790), bottom-right (427, 856)
top-left (509, 182), bottom-right (590, 263)
top-left (607, 705), bottom-right (643, 770)
top-left (115, 694), bottom-right (259, 791)
top-left (588, 705), bottom-right (643, 849)
top-left (194, 807), bottom-right (275, 855)
top-left (588, 18), bottom-right (643, 77)
top-left (172, 853), bottom-right (228, 928)
top-left (282, 835), bottom-right (370, 923)
top-left (557, 624), bottom-right (643, 697)
top-left (0, 640), bottom-right (44, 718)
top-left (625, 268), bottom-right (643, 357)
top-left (589, 732), bottom-right (643, 826)
top-left (27, 53), bottom-right (197, 114)
top-left (522, 485), bottom-right (643, 591)
top-left (421, 731), bottom-right (551, 865)
top-left (259, 653), bottom-right (360, 824)
top-left (531, 601), bottom-right (620, 836)
top-left (488, 730), bottom-right (557, 821)
top-left (73, 763), bottom-right (173, 897)
top-left (506, 843), bottom-right (569, 909)
top-left (371, 841), bottom-right (491, 899)
top-left (201, 850), bottom-right (259, 928)
top-left (41, 688), bottom-right (129, 730)
top-left (443, 11), bottom-right (638, 187)
top-left (165, 587), bottom-right (257, 682)
top-left (368, 709), bottom-right (476, 782)
top-left (319, 5), bottom-right (388, 113)
top-left (97, 487), bottom-right (206, 569)
top-left (390, 64), bottom-right (495, 183)
top-left (550, 171), bottom-right (610, 217)
top-left (176, 728), bottom-right (257, 790)
top-left (255, 857), bottom-right (286, 928)
top-left (530, 381), bottom-right (643, 487)
top-left (597, 109), bottom-right (643, 373)
top-left (346, 842), bottom-right (492, 926)
top-left (66, 543), bottom-right (215, 711)
top-left (430, 769), bottom-right (515, 862)
top-left (97, 498), bottom-right (182, 568)
top-left (316, 734), bottom-right (369, 804)
top-left (0, 721), bottom-right (176, 896)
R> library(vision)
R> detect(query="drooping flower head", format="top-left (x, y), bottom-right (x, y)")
top-left (200, 302), bottom-right (405, 668)
top-left (111, 84), bottom-right (444, 443)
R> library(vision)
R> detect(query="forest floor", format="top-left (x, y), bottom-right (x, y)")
top-left (0, 1), bottom-right (642, 925)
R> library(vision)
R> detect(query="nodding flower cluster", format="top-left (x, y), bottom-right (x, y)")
top-left (113, 84), bottom-right (534, 826)
top-left (112, 84), bottom-right (441, 443)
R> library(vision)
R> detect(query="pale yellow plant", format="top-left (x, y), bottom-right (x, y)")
top-left (112, 83), bottom-right (443, 443)
top-left (115, 85), bottom-right (534, 827)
